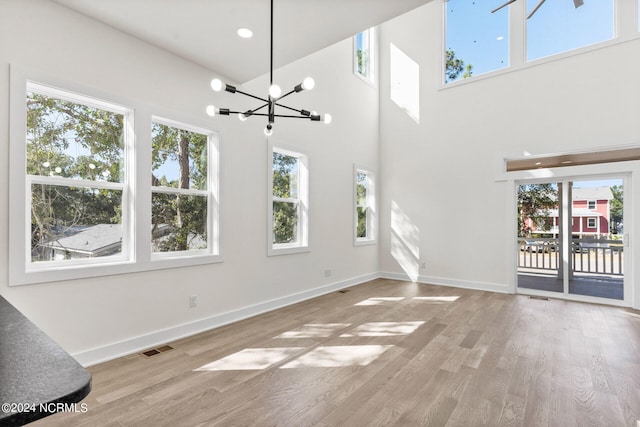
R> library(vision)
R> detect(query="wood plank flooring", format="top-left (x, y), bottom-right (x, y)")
top-left (33, 279), bottom-right (640, 426)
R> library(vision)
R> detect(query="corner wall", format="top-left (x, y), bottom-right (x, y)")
top-left (378, 2), bottom-right (640, 308)
top-left (0, 0), bottom-right (379, 365)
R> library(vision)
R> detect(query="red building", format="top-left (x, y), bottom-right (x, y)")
top-left (525, 187), bottom-right (614, 237)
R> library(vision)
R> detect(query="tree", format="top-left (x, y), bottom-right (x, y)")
top-left (445, 49), bottom-right (473, 83)
top-left (517, 184), bottom-right (558, 237)
top-left (272, 153), bottom-right (298, 244)
top-left (610, 185), bottom-right (623, 234)
top-left (151, 124), bottom-right (208, 252)
top-left (27, 92), bottom-right (124, 260)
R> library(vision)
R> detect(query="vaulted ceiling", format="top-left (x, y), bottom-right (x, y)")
top-left (50, 0), bottom-right (432, 83)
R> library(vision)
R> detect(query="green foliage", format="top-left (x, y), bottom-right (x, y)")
top-left (517, 184), bottom-right (558, 237)
top-left (151, 123), bottom-right (209, 252)
top-left (26, 92), bottom-right (125, 259)
top-left (610, 185), bottom-right (623, 233)
top-left (445, 49), bottom-right (473, 83)
top-left (357, 48), bottom-right (369, 77)
top-left (272, 153), bottom-right (299, 244)
top-left (356, 172), bottom-right (368, 238)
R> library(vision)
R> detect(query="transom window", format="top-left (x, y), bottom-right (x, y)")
top-left (268, 144), bottom-right (309, 255)
top-left (444, 0), bottom-right (629, 85)
top-left (354, 167), bottom-right (376, 245)
top-left (354, 27), bottom-right (376, 84)
top-left (444, 0), bottom-right (509, 83)
top-left (527, 0), bottom-right (614, 62)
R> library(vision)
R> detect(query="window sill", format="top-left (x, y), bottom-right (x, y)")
top-left (354, 238), bottom-right (377, 247)
top-left (268, 245), bottom-right (310, 257)
top-left (10, 254), bottom-right (223, 287)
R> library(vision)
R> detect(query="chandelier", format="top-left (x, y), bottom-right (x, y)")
top-left (206, 0), bottom-right (331, 136)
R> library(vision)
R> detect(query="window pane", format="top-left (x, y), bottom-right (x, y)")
top-left (445, 0), bottom-right (509, 83)
top-left (31, 184), bottom-right (123, 262)
top-left (357, 207), bottom-right (368, 239)
top-left (273, 201), bottom-right (298, 244)
top-left (152, 123), bottom-right (208, 190)
top-left (527, 0), bottom-right (614, 61)
top-left (356, 30), bottom-right (370, 78)
top-left (152, 193), bottom-right (208, 252)
top-left (356, 172), bottom-right (367, 206)
top-left (26, 91), bottom-right (125, 182)
top-left (273, 152), bottom-right (299, 199)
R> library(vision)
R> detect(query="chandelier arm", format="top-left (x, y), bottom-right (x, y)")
top-left (274, 102), bottom-right (306, 114)
top-left (234, 89), bottom-right (269, 103)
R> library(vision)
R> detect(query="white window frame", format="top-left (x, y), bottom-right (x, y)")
top-left (441, 0), bottom-right (640, 88)
top-left (353, 27), bottom-right (377, 86)
top-left (587, 200), bottom-right (597, 210)
top-left (354, 165), bottom-right (377, 246)
top-left (9, 65), bottom-right (223, 286)
top-left (150, 116), bottom-right (220, 260)
top-left (268, 142), bottom-right (309, 256)
top-left (587, 217), bottom-right (597, 229)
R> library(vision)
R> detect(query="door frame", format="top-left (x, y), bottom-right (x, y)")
top-left (507, 163), bottom-right (635, 308)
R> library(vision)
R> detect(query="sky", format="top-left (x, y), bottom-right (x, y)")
top-left (445, 0), bottom-right (614, 80)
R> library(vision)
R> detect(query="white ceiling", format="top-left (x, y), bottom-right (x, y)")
top-left (49, 0), bottom-right (432, 83)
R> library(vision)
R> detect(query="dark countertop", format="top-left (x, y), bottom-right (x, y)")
top-left (0, 296), bottom-right (91, 426)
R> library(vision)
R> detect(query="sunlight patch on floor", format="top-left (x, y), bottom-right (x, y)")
top-left (273, 323), bottom-right (351, 339)
top-left (412, 296), bottom-right (460, 302)
top-left (340, 321), bottom-right (425, 337)
top-left (355, 297), bottom-right (405, 306)
top-left (194, 347), bottom-right (304, 371)
top-left (280, 345), bottom-right (394, 369)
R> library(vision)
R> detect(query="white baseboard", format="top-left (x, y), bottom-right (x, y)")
top-left (380, 271), bottom-right (512, 294)
top-left (73, 272), bottom-right (381, 367)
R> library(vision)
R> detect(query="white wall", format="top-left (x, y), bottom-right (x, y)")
top-left (378, 2), bottom-right (640, 308)
top-left (0, 0), bottom-right (379, 365)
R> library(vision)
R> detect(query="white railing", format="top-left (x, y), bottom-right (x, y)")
top-left (518, 237), bottom-right (623, 277)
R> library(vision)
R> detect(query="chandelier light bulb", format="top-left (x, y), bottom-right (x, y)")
top-left (269, 84), bottom-right (282, 99)
top-left (238, 113), bottom-right (248, 121)
top-left (324, 114), bottom-right (332, 124)
top-left (42, 161), bottom-right (50, 168)
top-left (210, 79), bottom-right (223, 92)
top-left (264, 124), bottom-right (273, 136)
top-left (302, 77), bottom-right (315, 91)
top-left (206, 105), bottom-right (217, 117)
top-left (237, 28), bottom-right (253, 39)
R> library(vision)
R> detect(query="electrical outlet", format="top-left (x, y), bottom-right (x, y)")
top-left (189, 295), bottom-right (198, 308)
top-left (324, 269), bottom-right (332, 277)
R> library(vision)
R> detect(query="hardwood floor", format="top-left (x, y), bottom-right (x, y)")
top-left (34, 279), bottom-right (640, 426)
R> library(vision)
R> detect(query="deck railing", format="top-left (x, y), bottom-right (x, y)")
top-left (518, 237), bottom-right (623, 277)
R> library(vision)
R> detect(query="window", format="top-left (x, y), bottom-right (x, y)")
top-left (588, 200), bottom-right (596, 210)
top-left (444, 0), bottom-right (509, 83)
top-left (268, 144), bottom-right (309, 255)
top-left (10, 68), bottom-right (222, 286)
top-left (151, 118), bottom-right (216, 256)
top-left (354, 27), bottom-right (376, 84)
top-left (24, 83), bottom-right (131, 266)
top-left (354, 167), bottom-right (376, 245)
top-left (587, 218), bottom-right (597, 229)
top-left (527, 0), bottom-right (614, 62)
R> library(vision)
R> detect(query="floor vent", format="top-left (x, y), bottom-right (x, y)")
top-left (338, 289), bottom-right (350, 294)
top-left (529, 296), bottom-right (550, 301)
top-left (141, 345), bottom-right (174, 358)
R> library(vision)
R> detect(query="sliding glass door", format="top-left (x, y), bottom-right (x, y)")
top-left (517, 177), bottom-right (625, 302)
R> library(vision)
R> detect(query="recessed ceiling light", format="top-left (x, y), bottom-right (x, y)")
top-left (237, 28), bottom-right (253, 39)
